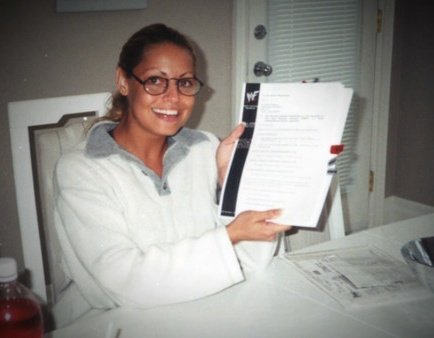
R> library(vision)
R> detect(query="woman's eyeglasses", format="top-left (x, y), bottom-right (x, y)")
top-left (129, 73), bottom-right (203, 96)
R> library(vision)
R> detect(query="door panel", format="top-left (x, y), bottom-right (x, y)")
top-left (237, 0), bottom-right (378, 232)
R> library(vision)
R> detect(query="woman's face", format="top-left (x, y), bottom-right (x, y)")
top-left (118, 42), bottom-right (196, 139)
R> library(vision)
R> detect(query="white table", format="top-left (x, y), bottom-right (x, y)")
top-left (47, 213), bottom-right (434, 338)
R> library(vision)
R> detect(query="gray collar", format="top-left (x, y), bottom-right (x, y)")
top-left (86, 121), bottom-right (208, 157)
top-left (85, 121), bottom-right (209, 195)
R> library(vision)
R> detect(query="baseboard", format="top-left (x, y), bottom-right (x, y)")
top-left (384, 196), bottom-right (434, 224)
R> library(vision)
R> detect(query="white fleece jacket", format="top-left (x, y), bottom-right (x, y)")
top-left (53, 122), bottom-right (276, 326)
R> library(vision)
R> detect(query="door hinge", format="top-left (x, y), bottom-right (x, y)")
top-left (369, 170), bottom-right (375, 192)
top-left (377, 9), bottom-right (383, 33)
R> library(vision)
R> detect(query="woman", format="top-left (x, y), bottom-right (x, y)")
top-left (53, 23), bottom-right (290, 327)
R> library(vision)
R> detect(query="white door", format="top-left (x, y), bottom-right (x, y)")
top-left (233, 0), bottom-right (393, 232)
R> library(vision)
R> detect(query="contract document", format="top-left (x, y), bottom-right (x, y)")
top-left (219, 82), bottom-right (353, 227)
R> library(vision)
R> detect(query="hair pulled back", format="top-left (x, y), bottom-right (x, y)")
top-left (104, 23), bottom-right (197, 122)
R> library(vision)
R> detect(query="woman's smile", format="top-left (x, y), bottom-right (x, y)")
top-left (152, 107), bottom-right (179, 121)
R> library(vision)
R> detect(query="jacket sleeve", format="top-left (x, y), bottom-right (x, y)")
top-left (234, 240), bottom-right (279, 273)
top-left (218, 213), bottom-right (278, 273)
top-left (53, 152), bottom-right (244, 310)
top-left (208, 130), bottom-right (279, 275)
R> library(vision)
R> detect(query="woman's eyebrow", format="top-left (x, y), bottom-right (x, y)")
top-left (139, 69), bottom-right (195, 78)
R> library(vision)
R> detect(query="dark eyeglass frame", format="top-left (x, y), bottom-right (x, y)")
top-left (129, 72), bottom-right (204, 96)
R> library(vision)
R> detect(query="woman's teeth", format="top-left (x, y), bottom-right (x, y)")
top-left (153, 108), bottom-right (178, 116)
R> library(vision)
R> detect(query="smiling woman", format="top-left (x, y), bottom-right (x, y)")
top-left (113, 42), bottom-right (197, 172)
top-left (52, 23), bottom-right (290, 329)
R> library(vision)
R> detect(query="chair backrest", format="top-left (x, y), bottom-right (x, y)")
top-left (8, 93), bottom-right (111, 304)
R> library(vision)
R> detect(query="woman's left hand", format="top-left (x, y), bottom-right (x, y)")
top-left (216, 123), bottom-right (245, 186)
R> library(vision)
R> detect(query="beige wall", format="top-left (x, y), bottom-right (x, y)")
top-left (0, 0), bottom-right (234, 270)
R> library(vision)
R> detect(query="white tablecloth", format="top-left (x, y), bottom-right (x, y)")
top-left (48, 213), bottom-right (434, 338)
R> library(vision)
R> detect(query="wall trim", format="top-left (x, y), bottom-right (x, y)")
top-left (369, 0), bottom-right (396, 227)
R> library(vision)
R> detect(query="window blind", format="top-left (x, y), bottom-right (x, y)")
top-left (267, 0), bottom-right (362, 191)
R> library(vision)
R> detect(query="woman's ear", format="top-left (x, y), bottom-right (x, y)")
top-left (116, 67), bottom-right (129, 96)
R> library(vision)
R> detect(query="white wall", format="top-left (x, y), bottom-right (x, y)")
top-left (0, 0), bottom-right (234, 271)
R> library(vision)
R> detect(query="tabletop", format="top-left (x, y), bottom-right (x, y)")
top-left (47, 213), bottom-right (434, 338)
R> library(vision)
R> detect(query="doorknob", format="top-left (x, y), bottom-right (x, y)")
top-left (254, 61), bottom-right (273, 77)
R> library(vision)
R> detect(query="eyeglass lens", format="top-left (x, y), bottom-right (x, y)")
top-left (144, 76), bottom-right (202, 96)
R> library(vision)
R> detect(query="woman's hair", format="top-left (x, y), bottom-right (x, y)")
top-left (104, 23), bottom-right (197, 122)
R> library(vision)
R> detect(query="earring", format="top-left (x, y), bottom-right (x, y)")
top-left (120, 87), bottom-right (127, 95)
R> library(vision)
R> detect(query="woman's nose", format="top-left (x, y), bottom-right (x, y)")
top-left (162, 80), bottom-right (180, 101)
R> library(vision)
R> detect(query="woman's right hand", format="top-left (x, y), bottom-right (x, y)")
top-left (226, 209), bottom-right (291, 244)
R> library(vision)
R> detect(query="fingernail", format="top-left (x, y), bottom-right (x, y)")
top-left (275, 209), bottom-right (283, 215)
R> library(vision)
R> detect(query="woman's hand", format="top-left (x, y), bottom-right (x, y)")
top-left (216, 123), bottom-right (246, 187)
top-left (226, 209), bottom-right (292, 244)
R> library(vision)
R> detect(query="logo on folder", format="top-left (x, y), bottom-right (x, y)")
top-left (246, 90), bottom-right (260, 103)
top-left (244, 83), bottom-right (261, 105)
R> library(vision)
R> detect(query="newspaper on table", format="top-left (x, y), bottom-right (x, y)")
top-left (284, 246), bottom-right (426, 309)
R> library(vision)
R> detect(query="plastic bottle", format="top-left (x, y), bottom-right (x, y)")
top-left (0, 257), bottom-right (43, 338)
